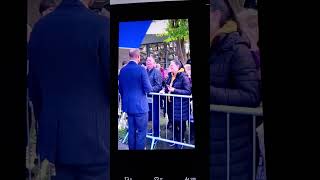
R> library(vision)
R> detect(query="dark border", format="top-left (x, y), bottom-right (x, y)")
top-left (110, 1), bottom-right (210, 179)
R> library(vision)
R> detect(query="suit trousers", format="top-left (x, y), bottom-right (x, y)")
top-left (127, 112), bottom-right (148, 150)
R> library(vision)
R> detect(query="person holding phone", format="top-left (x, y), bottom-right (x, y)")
top-left (161, 59), bottom-right (191, 149)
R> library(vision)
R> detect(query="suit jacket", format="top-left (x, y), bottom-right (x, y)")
top-left (119, 61), bottom-right (152, 114)
top-left (28, 0), bottom-right (110, 166)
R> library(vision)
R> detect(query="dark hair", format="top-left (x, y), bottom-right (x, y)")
top-left (210, 0), bottom-right (239, 29)
top-left (39, 0), bottom-right (57, 15)
top-left (171, 59), bottom-right (183, 69)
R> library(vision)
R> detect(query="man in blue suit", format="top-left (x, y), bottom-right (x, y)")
top-left (119, 49), bottom-right (152, 150)
top-left (28, 0), bottom-right (110, 179)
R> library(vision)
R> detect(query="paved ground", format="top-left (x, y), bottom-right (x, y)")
top-left (118, 110), bottom-right (195, 150)
top-left (118, 142), bottom-right (129, 150)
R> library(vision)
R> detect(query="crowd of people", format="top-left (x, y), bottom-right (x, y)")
top-left (118, 49), bottom-right (193, 150)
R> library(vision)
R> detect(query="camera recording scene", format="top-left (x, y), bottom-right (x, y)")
top-left (118, 19), bottom-right (195, 150)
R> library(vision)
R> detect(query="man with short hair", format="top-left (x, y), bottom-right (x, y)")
top-left (146, 56), bottom-right (162, 137)
top-left (146, 57), bottom-right (162, 93)
top-left (119, 49), bottom-right (152, 150)
top-left (28, 0), bottom-right (110, 179)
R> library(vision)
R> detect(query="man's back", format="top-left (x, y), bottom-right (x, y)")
top-left (119, 61), bottom-right (151, 114)
top-left (28, 0), bottom-right (110, 166)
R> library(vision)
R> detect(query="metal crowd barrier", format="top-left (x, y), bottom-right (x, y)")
top-left (118, 92), bottom-right (195, 149)
top-left (210, 104), bottom-right (264, 180)
top-left (148, 92), bottom-right (194, 149)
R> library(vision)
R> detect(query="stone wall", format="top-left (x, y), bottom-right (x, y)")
top-left (28, 0), bottom-right (63, 27)
top-left (27, 0), bottom-right (41, 27)
top-left (118, 48), bottom-right (130, 69)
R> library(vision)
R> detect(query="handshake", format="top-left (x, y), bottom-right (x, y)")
top-left (159, 85), bottom-right (175, 94)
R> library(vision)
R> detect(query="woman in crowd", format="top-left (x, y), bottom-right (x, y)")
top-left (162, 60), bottom-right (191, 149)
top-left (209, 0), bottom-right (261, 179)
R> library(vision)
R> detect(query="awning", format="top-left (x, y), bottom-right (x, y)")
top-left (119, 20), bottom-right (152, 48)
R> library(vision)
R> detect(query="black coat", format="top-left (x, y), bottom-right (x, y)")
top-left (28, 0), bottom-right (110, 165)
top-left (209, 32), bottom-right (261, 180)
top-left (165, 71), bottom-right (191, 121)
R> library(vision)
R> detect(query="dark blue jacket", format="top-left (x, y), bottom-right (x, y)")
top-left (28, 0), bottom-right (110, 166)
top-left (209, 32), bottom-right (260, 180)
top-left (165, 71), bottom-right (191, 121)
top-left (147, 67), bottom-right (162, 93)
top-left (119, 61), bottom-right (152, 114)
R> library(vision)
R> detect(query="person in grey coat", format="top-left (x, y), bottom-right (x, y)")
top-left (146, 56), bottom-right (162, 136)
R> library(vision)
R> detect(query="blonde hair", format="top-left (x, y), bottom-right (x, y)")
top-left (237, 8), bottom-right (259, 50)
top-left (184, 64), bottom-right (191, 71)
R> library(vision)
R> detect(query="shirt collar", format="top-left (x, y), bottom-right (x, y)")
top-left (129, 60), bottom-right (138, 64)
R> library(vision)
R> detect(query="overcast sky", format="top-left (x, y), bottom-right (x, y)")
top-left (146, 20), bottom-right (168, 34)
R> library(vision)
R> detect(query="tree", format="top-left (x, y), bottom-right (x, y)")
top-left (158, 19), bottom-right (189, 64)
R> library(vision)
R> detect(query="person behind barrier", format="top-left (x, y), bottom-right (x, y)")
top-left (156, 63), bottom-right (161, 70)
top-left (161, 59), bottom-right (191, 149)
top-left (209, 0), bottom-right (261, 179)
top-left (237, 8), bottom-right (265, 175)
top-left (119, 49), bottom-right (152, 150)
top-left (146, 56), bottom-right (162, 136)
top-left (184, 64), bottom-right (192, 85)
top-left (183, 63), bottom-right (194, 140)
top-left (161, 66), bottom-right (171, 116)
top-left (28, 0), bottom-right (110, 179)
top-left (146, 57), bottom-right (162, 93)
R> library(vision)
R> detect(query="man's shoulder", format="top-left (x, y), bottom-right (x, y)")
top-left (37, 7), bottom-right (107, 26)
top-left (138, 65), bottom-right (148, 73)
top-left (87, 11), bottom-right (109, 26)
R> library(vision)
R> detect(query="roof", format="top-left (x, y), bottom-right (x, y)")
top-left (141, 34), bottom-right (168, 45)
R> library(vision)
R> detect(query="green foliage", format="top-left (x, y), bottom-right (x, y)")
top-left (158, 19), bottom-right (189, 43)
